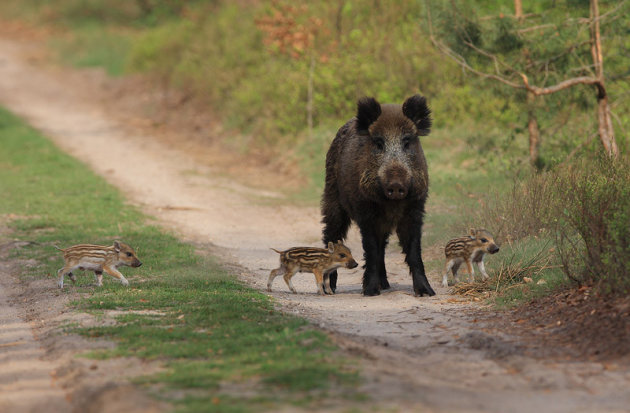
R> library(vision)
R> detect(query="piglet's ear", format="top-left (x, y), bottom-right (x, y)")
top-left (469, 228), bottom-right (476, 237)
top-left (113, 241), bottom-right (121, 252)
top-left (327, 241), bottom-right (335, 253)
top-left (402, 95), bottom-right (432, 136)
top-left (356, 97), bottom-right (381, 132)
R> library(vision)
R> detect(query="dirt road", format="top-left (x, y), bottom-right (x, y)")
top-left (1, 38), bottom-right (629, 412)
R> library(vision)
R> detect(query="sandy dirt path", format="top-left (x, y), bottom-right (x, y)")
top-left (0, 245), bottom-right (69, 413)
top-left (1, 38), bottom-right (630, 412)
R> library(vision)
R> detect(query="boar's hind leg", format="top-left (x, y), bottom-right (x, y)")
top-left (359, 225), bottom-right (387, 296)
top-left (321, 203), bottom-right (351, 293)
top-left (397, 217), bottom-right (436, 297)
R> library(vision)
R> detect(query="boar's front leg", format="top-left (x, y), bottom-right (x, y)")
top-left (379, 236), bottom-right (390, 290)
top-left (359, 224), bottom-right (387, 296)
top-left (397, 211), bottom-right (436, 297)
top-left (321, 200), bottom-right (351, 293)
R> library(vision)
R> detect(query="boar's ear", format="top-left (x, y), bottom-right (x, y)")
top-left (469, 228), bottom-right (476, 237)
top-left (327, 241), bottom-right (335, 253)
top-left (356, 97), bottom-right (381, 133)
top-left (113, 240), bottom-right (121, 252)
top-left (402, 95), bottom-right (432, 136)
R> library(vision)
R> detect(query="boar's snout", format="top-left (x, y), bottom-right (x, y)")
top-left (133, 259), bottom-right (143, 267)
top-left (347, 259), bottom-right (359, 269)
top-left (381, 165), bottom-right (411, 200)
top-left (385, 182), bottom-right (408, 200)
top-left (382, 170), bottom-right (411, 200)
top-left (488, 245), bottom-right (499, 254)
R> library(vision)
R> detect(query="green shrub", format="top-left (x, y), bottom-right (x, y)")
top-left (553, 154), bottom-right (630, 295)
top-left (452, 150), bottom-right (630, 297)
top-left (123, 0), bottom-right (514, 146)
top-left (452, 168), bottom-right (557, 243)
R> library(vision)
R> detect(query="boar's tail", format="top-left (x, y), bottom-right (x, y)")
top-left (270, 248), bottom-right (284, 254)
top-left (53, 245), bottom-right (64, 251)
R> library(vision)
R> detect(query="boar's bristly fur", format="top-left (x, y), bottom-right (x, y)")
top-left (321, 94), bottom-right (436, 297)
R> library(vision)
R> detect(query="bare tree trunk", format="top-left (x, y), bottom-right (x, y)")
top-left (514, 0), bottom-right (523, 19)
top-left (527, 92), bottom-right (541, 166)
top-left (596, 91), bottom-right (617, 156)
top-left (590, 0), bottom-right (618, 157)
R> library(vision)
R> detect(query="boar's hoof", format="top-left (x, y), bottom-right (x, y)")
top-left (363, 286), bottom-right (381, 296)
top-left (414, 284), bottom-right (436, 297)
top-left (380, 279), bottom-right (390, 290)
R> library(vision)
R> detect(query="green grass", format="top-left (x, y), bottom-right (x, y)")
top-left (447, 235), bottom-right (569, 307)
top-left (489, 236), bottom-right (566, 307)
top-left (0, 106), bottom-right (361, 412)
top-left (50, 25), bottom-right (136, 76)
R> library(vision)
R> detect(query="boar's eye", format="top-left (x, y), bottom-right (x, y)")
top-left (480, 238), bottom-right (488, 243)
top-left (402, 136), bottom-right (414, 151)
top-left (372, 137), bottom-right (385, 151)
top-left (339, 253), bottom-right (346, 258)
top-left (126, 252), bottom-right (133, 257)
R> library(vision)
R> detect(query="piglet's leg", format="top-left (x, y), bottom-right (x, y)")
top-left (103, 266), bottom-right (129, 286)
top-left (283, 268), bottom-right (299, 294)
top-left (323, 271), bottom-right (334, 295)
top-left (466, 260), bottom-right (475, 283)
top-left (442, 260), bottom-right (455, 288)
top-left (94, 271), bottom-right (103, 287)
top-left (57, 267), bottom-right (71, 289)
top-left (477, 258), bottom-right (489, 279)
top-left (313, 269), bottom-right (326, 296)
top-left (268, 267), bottom-right (282, 292)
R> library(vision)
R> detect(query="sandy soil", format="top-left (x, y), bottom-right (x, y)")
top-left (1, 36), bottom-right (630, 412)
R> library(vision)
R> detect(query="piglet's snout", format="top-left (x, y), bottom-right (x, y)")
top-left (347, 259), bottom-right (359, 269)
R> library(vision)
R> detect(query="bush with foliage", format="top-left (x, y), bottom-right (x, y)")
top-left (553, 155), bottom-right (630, 295)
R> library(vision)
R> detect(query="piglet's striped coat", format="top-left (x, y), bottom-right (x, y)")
top-left (56, 241), bottom-right (142, 288)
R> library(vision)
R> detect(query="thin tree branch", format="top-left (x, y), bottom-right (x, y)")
top-left (426, 0), bottom-right (603, 97)
top-left (428, 30), bottom-right (525, 89)
top-left (479, 13), bottom-right (540, 21)
top-left (518, 24), bottom-right (556, 34)
top-left (523, 76), bottom-right (601, 96)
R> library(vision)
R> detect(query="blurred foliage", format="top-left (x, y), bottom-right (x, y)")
top-left (552, 154), bottom-right (630, 295)
top-left (0, 0), bottom-right (628, 170)
top-left (452, 146), bottom-right (630, 296)
top-left (428, 0), bottom-right (630, 166)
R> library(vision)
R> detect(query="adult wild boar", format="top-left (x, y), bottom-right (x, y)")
top-left (321, 95), bottom-right (436, 297)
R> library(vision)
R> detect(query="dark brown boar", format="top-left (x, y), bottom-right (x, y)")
top-left (321, 94), bottom-right (436, 297)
